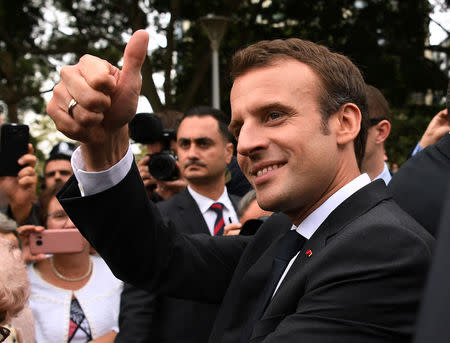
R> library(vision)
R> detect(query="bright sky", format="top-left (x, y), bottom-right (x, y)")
top-left (429, 0), bottom-right (450, 45)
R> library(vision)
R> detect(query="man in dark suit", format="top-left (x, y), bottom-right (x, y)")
top-left (388, 107), bottom-right (450, 237)
top-left (117, 106), bottom-right (240, 343)
top-left (360, 84), bottom-right (392, 184)
top-left (47, 31), bottom-right (433, 343)
top-left (413, 183), bottom-right (450, 342)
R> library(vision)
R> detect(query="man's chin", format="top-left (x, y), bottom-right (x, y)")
top-left (185, 173), bottom-right (206, 183)
top-left (255, 192), bottom-right (282, 213)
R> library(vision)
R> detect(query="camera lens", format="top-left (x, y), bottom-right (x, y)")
top-left (36, 240), bottom-right (43, 246)
top-left (148, 152), bottom-right (179, 181)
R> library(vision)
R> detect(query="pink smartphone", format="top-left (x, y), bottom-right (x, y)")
top-left (29, 229), bottom-right (85, 254)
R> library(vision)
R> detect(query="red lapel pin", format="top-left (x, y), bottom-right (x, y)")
top-left (306, 250), bottom-right (312, 257)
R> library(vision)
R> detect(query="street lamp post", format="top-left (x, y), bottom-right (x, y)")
top-left (0, 100), bottom-right (8, 122)
top-left (199, 15), bottom-right (230, 109)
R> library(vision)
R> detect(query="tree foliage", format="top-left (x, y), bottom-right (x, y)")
top-left (0, 0), bottom-right (449, 162)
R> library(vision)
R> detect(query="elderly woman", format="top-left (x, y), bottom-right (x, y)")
top-left (0, 213), bottom-right (33, 343)
top-left (19, 185), bottom-right (122, 342)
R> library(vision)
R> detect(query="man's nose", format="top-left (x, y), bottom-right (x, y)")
top-left (187, 144), bottom-right (200, 159)
top-left (237, 122), bottom-right (268, 157)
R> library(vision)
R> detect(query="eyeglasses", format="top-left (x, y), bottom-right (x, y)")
top-left (0, 325), bottom-right (10, 342)
top-left (47, 210), bottom-right (69, 223)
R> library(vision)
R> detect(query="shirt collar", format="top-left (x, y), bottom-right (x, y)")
top-left (187, 185), bottom-right (233, 214)
top-left (292, 173), bottom-right (371, 239)
top-left (373, 162), bottom-right (392, 185)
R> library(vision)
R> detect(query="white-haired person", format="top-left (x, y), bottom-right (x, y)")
top-left (0, 213), bottom-right (34, 343)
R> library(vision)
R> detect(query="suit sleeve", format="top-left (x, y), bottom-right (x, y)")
top-left (115, 282), bottom-right (155, 343)
top-left (58, 162), bottom-right (250, 303)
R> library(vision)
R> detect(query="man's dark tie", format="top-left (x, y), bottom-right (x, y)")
top-left (210, 202), bottom-right (225, 236)
top-left (241, 229), bottom-right (307, 342)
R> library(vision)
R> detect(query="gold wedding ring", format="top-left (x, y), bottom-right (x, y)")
top-left (68, 98), bottom-right (78, 116)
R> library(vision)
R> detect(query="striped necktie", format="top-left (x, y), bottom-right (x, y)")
top-left (210, 202), bottom-right (225, 236)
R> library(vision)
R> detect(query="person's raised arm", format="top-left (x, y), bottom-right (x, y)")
top-left (0, 144), bottom-right (38, 224)
top-left (418, 109), bottom-right (449, 150)
top-left (46, 30), bottom-right (149, 171)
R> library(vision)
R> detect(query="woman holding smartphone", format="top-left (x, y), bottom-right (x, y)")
top-left (19, 184), bottom-right (123, 343)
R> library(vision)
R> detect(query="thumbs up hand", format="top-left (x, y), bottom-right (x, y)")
top-left (47, 30), bottom-right (149, 171)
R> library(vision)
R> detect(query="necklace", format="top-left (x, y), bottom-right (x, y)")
top-left (50, 257), bottom-right (93, 282)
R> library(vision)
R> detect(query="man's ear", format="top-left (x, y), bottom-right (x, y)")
top-left (225, 142), bottom-right (234, 164)
top-left (334, 103), bottom-right (361, 146)
top-left (374, 120), bottom-right (391, 144)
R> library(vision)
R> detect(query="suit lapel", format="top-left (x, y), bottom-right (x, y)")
top-left (209, 213), bottom-right (292, 343)
top-left (175, 189), bottom-right (210, 235)
top-left (264, 180), bottom-right (391, 316)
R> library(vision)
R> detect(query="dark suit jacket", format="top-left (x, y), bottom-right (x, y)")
top-left (413, 182), bottom-right (450, 342)
top-left (116, 188), bottom-right (240, 343)
top-left (389, 133), bottom-right (450, 237)
top-left (59, 164), bottom-right (434, 343)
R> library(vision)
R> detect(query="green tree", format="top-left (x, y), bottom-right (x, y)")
top-left (0, 0), bottom-right (50, 123)
top-left (1, 0), bottom-right (448, 162)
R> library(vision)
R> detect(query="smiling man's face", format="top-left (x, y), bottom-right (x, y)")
top-left (230, 59), bottom-right (343, 224)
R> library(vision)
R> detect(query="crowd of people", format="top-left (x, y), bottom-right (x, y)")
top-left (0, 29), bottom-right (449, 343)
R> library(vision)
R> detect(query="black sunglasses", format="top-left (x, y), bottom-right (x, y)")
top-left (0, 326), bottom-right (10, 343)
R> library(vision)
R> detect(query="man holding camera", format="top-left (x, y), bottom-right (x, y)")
top-left (118, 106), bottom-right (241, 343)
top-left (130, 110), bottom-right (187, 202)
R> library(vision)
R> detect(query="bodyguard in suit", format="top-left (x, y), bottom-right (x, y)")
top-left (413, 182), bottom-right (450, 342)
top-left (389, 106), bottom-right (450, 237)
top-left (47, 31), bottom-right (433, 343)
top-left (117, 106), bottom-right (240, 343)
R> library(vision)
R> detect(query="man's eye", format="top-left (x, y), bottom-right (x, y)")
top-left (268, 113), bottom-right (281, 121)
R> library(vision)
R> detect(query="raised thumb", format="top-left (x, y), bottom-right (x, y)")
top-left (121, 30), bottom-right (149, 79)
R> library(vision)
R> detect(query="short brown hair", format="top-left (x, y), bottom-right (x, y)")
top-left (231, 38), bottom-right (368, 167)
top-left (365, 84), bottom-right (391, 122)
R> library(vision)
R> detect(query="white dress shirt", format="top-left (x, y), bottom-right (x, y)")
top-left (187, 186), bottom-right (239, 235)
top-left (373, 162), bottom-right (392, 185)
top-left (71, 146), bottom-right (134, 196)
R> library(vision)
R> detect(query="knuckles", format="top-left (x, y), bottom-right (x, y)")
top-left (76, 111), bottom-right (103, 128)
top-left (82, 92), bottom-right (111, 113)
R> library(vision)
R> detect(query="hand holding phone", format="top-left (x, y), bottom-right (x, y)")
top-left (29, 229), bottom-right (85, 255)
top-left (0, 123), bottom-right (30, 176)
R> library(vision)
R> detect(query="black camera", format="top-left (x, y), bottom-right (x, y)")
top-left (129, 113), bottom-right (179, 181)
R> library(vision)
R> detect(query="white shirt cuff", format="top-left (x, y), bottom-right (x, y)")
top-left (71, 145), bottom-right (134, 196)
